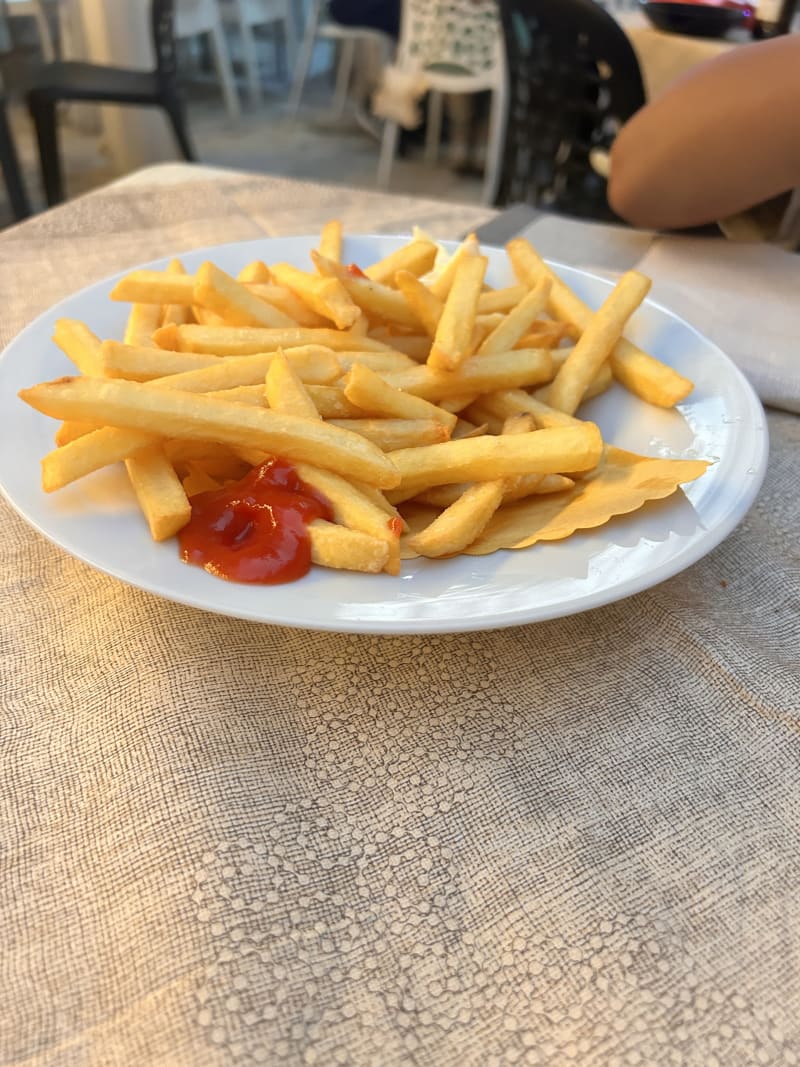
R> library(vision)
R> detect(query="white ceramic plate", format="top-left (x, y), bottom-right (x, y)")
top-left (0, 235), bottom-right (768, 634)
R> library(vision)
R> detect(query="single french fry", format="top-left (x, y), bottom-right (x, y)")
top-left (318, 219), bottom-right (343, 263)
top-left (428, 255), bottom-right (488, 371)
top-left (264, 349), bottom-right (320, 420)
top-left (54, 419), bottom-right (97, 446)
top-left (502, 473), bottom-right (575, 504)
top-left (204, 384), bottom-right (266, 406)
top-left (154, 324), bottom-right (391, 356)
top-left (294, 462), bottom-right (401, 574)
top-left (507, 238), bottom-right (692, 407)
top-left (52, 319), bottom-right (104, 377)
top-left (343, 362), bottom-right (458, 432)
top-left (382, 347), bottom-right (554, 403)
top-left (111, 270), bottom-right (195, 305)
top-left (476, 285), bottom-right (528, 315)
top-left (363, 240), bottom-right (438, 286)
top-left (330, 418), bottom-right (450, 451)
top-left (269, 262), bottom-right (360, 330)
top-left (306, 384), bottom-right (365, 419)
top-left (244, 284), bottom-right (329, 328)
top-left (156, 347), bottom-right (341, 392)
top-left (100, 340), bottom-right (225, 381)
top-left (334, 350), bottom-right (417, 374)
top-left (194, 261), bottom-right (296, 329)
top-left (407, 480), bottom-right (504, 558)
top-left (162, 260), bottom-right (193, 327)
top-left (124, 299), bottom-right (164, 349)
top-left (237, 261), bottom-right (271, 284)
top-left (388, 423), bottom-right (603, 496)
top-left (547, 271), bottom-right (651, 415)
top-left (427, 233), bottom-right (479, 301)
top-left (477, 277), bottom-right (552, 356)
top-left (309, 520), bottom-right (390, 574)
top-left (394, 270), bottom-right (443, 337)
top-left (20, 377), bottom-right (401, 489)
top-left (42, 426), bottom-right (157, 492)
top-left (312, 252), bottom-right (421, 330)
top-left (125, 443), bottom-right (191, 541)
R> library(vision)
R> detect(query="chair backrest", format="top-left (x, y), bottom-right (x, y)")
top-left (397, 0), bottom-right (502, 77)
top-left (495, 0), bottom-right (646, 220)
top-left (152, 0), bottom-right (181, 85)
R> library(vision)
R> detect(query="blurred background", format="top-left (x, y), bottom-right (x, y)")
top-left (1, 0), bottom-right (796, 230)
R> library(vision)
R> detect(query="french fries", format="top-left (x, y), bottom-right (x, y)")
top-left (20, 223), bottom-right (699, 583)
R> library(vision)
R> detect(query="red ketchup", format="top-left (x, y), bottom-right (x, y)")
top-left (346, 263), bottom-right (368, 278)
top-left (179, 458), bottom-right (333, 584)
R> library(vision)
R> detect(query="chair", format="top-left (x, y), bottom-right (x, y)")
top-left (26, 0), bottom-right (195, 207)
top-left (174, 0), bottom-right (240, 119)
top-left (220, 0), bottom-right (296, 105)
top-left (374, 0), bottom-right (507, 205)
top-left (495, 0), bottom-right (646, 221)
top-left (4, 0), bottom-right (55, 61)
top-left (0, 92), bottom-right (31, 219)
top-left (287, 0), bottom-right (395, 120)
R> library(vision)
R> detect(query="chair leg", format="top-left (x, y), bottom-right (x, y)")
top-left (424, 91), bottom-right (443, 166)
top-left (237, 16), bottom-right (262, 106)
top-left (377, 119), bottom-right (400, 190)
top-left (208, 23), bottom-right (241, 119)
top-left (0, 103), bottom-right (31, 221)
top-left (162, 95), bottom-right (196, 162)
top-left (33, 0), bottom-right (56, 62)
top-left (286, 0), bottom-right (323, 117)
top-left (332, 36), bottom-right (356, 119)
top-left (282, 11), bottom-right (297, 81)
top-left (28, 96), bottom-right (64, 206)
top-left (482, 80), bottom-right (508, 206)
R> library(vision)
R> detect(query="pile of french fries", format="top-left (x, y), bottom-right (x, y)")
top-left (19, 221), bottom-right (695, 579)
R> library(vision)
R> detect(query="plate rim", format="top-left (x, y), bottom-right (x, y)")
top-left (0, 234), bottom-right (769, 634)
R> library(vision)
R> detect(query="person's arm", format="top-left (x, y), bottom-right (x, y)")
top-left (607, 34), bottom-right (800, 230)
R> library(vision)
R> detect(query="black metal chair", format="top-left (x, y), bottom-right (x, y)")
top-left (495, 0), bottom-right (646, 221)
top-left (26, 0), bottom-right (195, 206)
top-left (0, 91), bottom-right (30, 220)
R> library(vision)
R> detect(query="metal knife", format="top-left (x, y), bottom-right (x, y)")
top-left (464, 202), bottom-right (544, 245)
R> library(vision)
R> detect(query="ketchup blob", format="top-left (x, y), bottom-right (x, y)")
top-left (178, 458), bottom-right (333, 584)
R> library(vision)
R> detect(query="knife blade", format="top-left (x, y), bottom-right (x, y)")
top-left (464, 202), bottom-right (544, 245)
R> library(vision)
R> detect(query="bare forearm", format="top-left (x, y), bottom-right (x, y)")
top-left (608, 35), bottom-right (800, 229)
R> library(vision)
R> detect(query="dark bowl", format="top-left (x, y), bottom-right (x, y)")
top-left (640, 1), bottom-right (747, 37)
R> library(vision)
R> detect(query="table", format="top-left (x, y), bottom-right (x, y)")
top-left (2, 166), bottom-right (799, 1066)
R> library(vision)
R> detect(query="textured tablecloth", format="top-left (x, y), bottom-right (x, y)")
top-left (1, 169), bottom-right (799, 1067)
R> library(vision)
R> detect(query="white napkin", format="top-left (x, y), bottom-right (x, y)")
top-left (519, 216), bottom-right (800, 413)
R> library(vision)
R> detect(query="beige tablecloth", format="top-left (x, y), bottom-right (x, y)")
top-left (1, 169), bottom-right (799, 1067)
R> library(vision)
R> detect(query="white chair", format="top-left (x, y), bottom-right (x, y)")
top-left (220, 0), bottom-right (296, 105)
top-left (374, 0), bottom-right (507, 205)
top-left (287, 0), bottom-right (395, 120)
top-left (175, 0), bottom-right (241, 119)
top-left (5, 0), bottom-right (55, 61)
